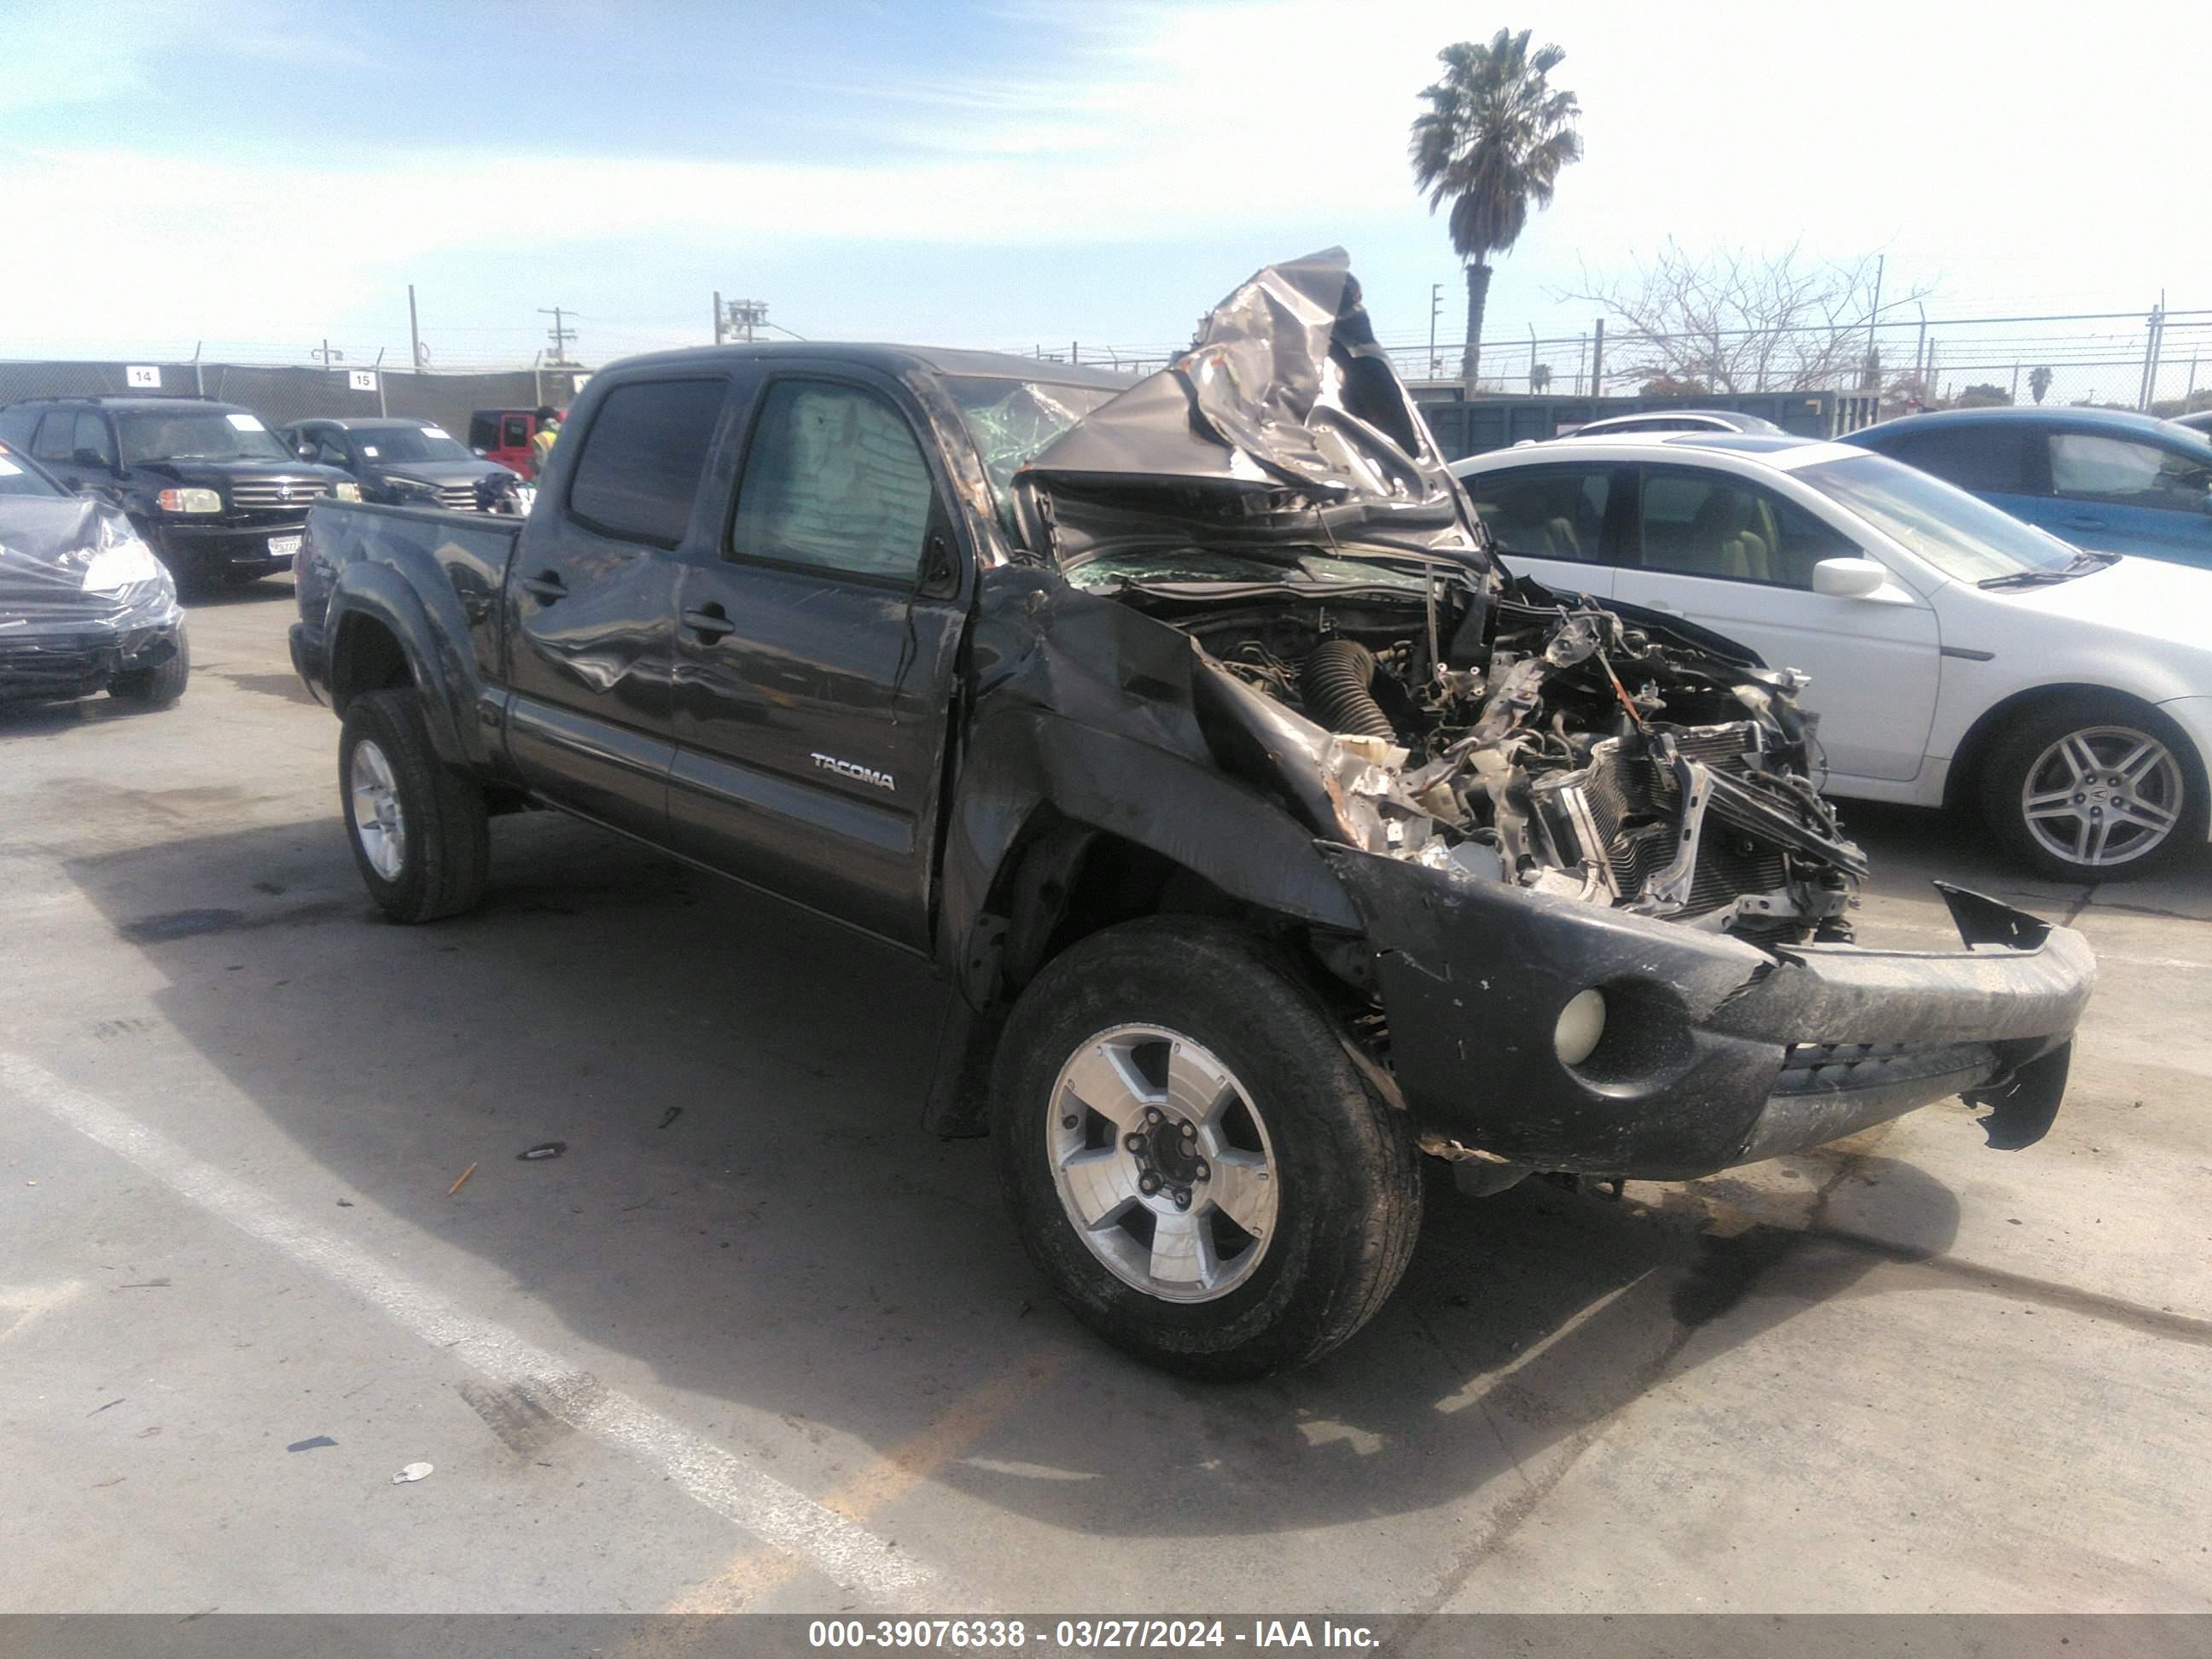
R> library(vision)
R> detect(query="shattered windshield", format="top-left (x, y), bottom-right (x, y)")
top-left (1065, 548), bottom-right (1436, 595)
top-left (946, 375), bottom-right (1121, 530)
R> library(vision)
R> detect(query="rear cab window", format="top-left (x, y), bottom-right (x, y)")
top-left (564, 378), bottom-right (729, 547)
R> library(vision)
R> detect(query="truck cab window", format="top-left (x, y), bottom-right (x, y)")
top-left (731, 381), bottom-right (936, 582)
top-left (563, 378), bottom-right (727, 547)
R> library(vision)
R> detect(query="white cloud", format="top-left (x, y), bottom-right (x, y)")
top-left (0, 0), bottom-right (2203, 354)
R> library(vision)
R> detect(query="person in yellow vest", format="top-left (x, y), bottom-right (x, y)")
top-left (529, 406), bottom-right (562, 480)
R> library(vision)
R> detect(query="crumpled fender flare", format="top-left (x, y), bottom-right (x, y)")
top-left (941, 704), bottom-right (1361, 1001)
top-left (324, 559), bottom-right (492, 772)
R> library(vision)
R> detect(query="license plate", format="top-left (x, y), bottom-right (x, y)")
top-left (268, 535), bottom-right (302, 562)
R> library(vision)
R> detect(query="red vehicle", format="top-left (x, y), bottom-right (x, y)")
top-left (467, 408), bottom-right (557, 478)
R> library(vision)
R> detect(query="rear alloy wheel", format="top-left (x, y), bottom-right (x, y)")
top-left (338, 689), bottom-right (490, 922)
top-left (1984, 698), bottom-right (2196, 879)
top-left (992, 918), bottom-right (1422, 1379)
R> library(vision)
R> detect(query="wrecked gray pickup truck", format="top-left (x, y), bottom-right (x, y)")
top-left (293, 250), bottom-right (2094, 1379)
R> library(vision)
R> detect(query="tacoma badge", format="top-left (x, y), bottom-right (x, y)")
top-left (810, 752), bottom-right (895, 791)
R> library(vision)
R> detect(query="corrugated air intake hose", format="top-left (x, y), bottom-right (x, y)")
top-left (1301, 639), bottom-right (1397, 741)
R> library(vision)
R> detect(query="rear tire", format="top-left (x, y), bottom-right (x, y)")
top-left (107, 627), bottom-right (189, 707)
top-left (991, 918), bottom-right (1422, 1380)
top-left (339, 689), bottom-right (490, 923)
top-left (1981, 696), bottom-right (2199, 881)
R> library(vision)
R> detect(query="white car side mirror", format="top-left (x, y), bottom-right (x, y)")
top-left (1813, 556), bottom-right (1889, 598)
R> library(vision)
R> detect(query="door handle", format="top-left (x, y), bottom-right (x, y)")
top-left (520, 571), bottom-right (568, 602)
top-left (1640, 598), bottom-right (1681, 613)
top-left (681, 603), bottom-right (736, 641)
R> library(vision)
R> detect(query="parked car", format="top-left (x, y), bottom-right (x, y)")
top-left (0, 439), bottom-right (189, 707)
top-left (283, 417), bottom-right (522, 513)
top-left (1842, 406), bottom-right (2212, 570)
top-left (1568, 410), bottom-right (1787, 438)
top-left (288, 253), bottom-right (2091, 1379)
top-left (2170, 410), bottom-right (2212, 439)
top-left (0, 396), bottom-right (358, 591)
top-left (467, 407), bottom-right (559, 477)
top-left (1452, 432), bottom-right (2212, 877)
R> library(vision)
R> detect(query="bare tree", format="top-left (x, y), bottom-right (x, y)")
top-left (1562, 241), bottom-right (1933, 394)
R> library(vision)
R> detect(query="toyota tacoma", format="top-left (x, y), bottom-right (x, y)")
top-left (289, 251), bottom-right (2095, 1378)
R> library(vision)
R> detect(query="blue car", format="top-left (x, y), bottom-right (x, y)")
top-left (1843, 406), bottom-right (2212, 570)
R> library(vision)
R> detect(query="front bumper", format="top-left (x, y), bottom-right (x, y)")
top-left (0, 622), bottom-right (182, 705)
top-left (1324, 847), bottom-right (2096, 1179)
top-left (150, 515), bottom-right (310, 575)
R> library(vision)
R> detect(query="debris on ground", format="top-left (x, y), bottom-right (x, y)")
top-left (391, 1461), bottom-right (434, 1484)
top-left (656, 1108), bottom-right (683, 1131)
top-left (286, 1435), bottom-right (337, 1452)
top-left (447, 1163), bottom-right (478, 1196)
top-left (517, 1142), bottom-right (567, 1161)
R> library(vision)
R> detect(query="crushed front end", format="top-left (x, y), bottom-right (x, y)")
top-left (1000, 247), bottom-right (2095, 1179)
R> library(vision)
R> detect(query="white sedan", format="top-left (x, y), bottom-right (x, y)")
top-left (1452, 434), bottom-right (2212, 878)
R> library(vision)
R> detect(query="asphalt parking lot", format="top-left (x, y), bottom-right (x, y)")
top-left (3, 582), bottom-right (2209, 1619)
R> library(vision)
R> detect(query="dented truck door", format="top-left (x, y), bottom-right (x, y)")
top-left (667, 364), bottom-right (969, 951)
top-left (504, 372), bottom-right (733, 842)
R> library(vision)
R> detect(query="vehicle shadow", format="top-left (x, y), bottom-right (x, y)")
top-left (179, 575), bottom-right (296, 609)
top-left (57, 809), bottom-right (1960, 1541)
top-left (0, 694), bottom-right (175, 732)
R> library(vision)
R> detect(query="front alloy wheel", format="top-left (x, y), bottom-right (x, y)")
top-left (1984, 696), bottom-right (2198, 880)
top-left (992, 918), bottom-right (1423, 1380)
top-left (1048, 1025), bottom-right (1279, 1303)
top-left (2019, 725), bottom-right (2183, 870)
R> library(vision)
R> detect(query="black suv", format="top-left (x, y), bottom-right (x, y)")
top-left (282, 416), bottom-right (518, 512)
top-left (0, 397), bottom-right (358, 590)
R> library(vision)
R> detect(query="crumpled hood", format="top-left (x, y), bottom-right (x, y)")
top-left (0, 496), bottom-right (182, 636)
top-left (1016, 248), bottom-right (1490, 572)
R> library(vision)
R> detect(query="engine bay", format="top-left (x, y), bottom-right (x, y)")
top-left (1121, 568), bottom-right (1867, 945)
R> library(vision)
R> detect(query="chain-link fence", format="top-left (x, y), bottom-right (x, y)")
top-left (0, 359), bottom-right (591, 440)
top-left (1016, 306), bottom-right (2212, 422)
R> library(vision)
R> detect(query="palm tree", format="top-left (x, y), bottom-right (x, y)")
top-left (1411, 29), bottom-right (1583, 393)
top-left (2029, 364), bottom-right (2053, 405)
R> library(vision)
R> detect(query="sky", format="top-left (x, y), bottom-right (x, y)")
top-left (1, 0), bottom-right (2204, 373)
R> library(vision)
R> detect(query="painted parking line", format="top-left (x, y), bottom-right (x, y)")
top-left (0, 1051), bottom-right (934, 1607)
top-left (666, 1348), bottom-right (1070, 1615)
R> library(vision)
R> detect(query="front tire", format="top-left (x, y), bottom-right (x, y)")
top-left (991, 918), bottom-right (1422, 1380)
top-left (1982, 696), bottom-right (2198, 880)
top-left (338, 690), bottom-right (490, 923)
top-left (108, 627), bottom-right (189, 707)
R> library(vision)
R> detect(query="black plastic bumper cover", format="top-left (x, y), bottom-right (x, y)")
top-left (1322, 846), bottom-right (2096, 1179)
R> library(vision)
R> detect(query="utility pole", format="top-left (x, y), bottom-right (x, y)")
top-left (1590, 317), bottom-right (1604, 397)
top-left (713, 290), bottom-right (724, 346)
top-left (1865, 254), bottom-right (1883, 389)
top-left (720, 299), bottom-right (768, 343)
top-left (539, 307), bottom-right (577, 366)
top-left (1429, 283), bottom-right (1442, 378)
top-left (408, 283), bottom-right (423, 373)
top-left (312, 339), bottom-right (345, 369)
top-left (1528, 323), bottom-right (1539, 393)
top-left (1912, 302), bottom-right (1928, 405)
